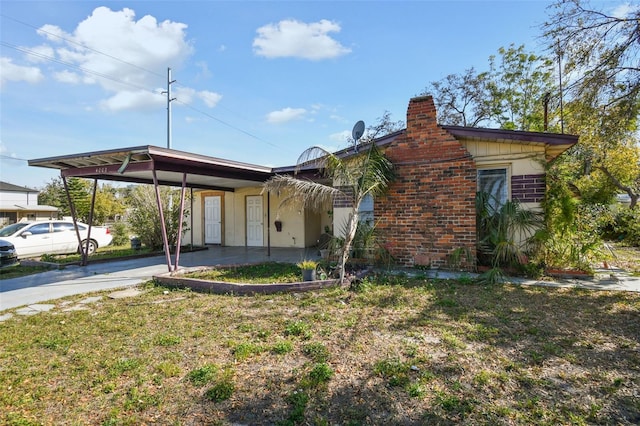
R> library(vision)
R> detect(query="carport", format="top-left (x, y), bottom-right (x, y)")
top-left (28, 145), bottom-right (277, 271)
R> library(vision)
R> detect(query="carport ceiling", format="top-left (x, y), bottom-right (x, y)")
top-left (28, 145), bottom-right (276, 192)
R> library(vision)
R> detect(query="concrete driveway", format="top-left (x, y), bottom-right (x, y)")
top-left (0, 247), bottom-right (318, 312)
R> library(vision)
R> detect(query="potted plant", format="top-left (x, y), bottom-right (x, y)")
top-left (297, 260), bottom-right (318, 281)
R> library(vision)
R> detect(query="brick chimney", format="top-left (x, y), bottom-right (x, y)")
top-left (375, 96), bottom-right (477, 269)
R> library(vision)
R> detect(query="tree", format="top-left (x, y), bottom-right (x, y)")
top-left (262, 118), bottom-right (397, 283)
top-left (127, 184), bottom-right (190, 250)
top-left (424, 45), bottom-right (557, 131)
top-left (92, 184), bottom-right (126, 224)
top-left (38, 177), bottom-right (91, 221)
top-left (38, 177), bottom-right (127, 223)
top-left (488, 44), bottom-right (556, 131)
top-left (543, 0), bottom-right (639, 120)
top-left (423, 68), bottom-right (492, 127)
top-left (563, 96), bottom-right (640, 208)
top-left (543, 0), bottom-right (640, 209)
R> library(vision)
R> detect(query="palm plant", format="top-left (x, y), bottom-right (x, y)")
top-left (476, 191), bottom-right (542, 282)
top-left (263, 142), bottom-right (395, 283)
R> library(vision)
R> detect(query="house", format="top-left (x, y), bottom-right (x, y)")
top-left (0, 181), bottom-right (59, 226)
top-left (374, 96), bottom-right (577, 268)
top-left (27, 95), bottom-right (577, 271)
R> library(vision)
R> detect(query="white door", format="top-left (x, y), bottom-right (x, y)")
top-left (204, 196), bottom-right (222, 244)
top-left (246, 196), bottom-right (263, 246)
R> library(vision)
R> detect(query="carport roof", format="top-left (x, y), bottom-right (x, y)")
top-left (28, 145), bottom-right (275, 192)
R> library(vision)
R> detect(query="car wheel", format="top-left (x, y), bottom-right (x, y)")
top-left (79, 240), bottom-right (97, 255)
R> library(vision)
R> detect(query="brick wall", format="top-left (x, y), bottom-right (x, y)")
top-left (511, 174), bottom-right (545, 203)
top-left (376, 96), bottom-right (477, 270)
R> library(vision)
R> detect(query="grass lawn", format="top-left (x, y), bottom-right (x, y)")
top-left (41, 245), bottom-right (158, 264)
top-left (0, 265), bottom-right (57, 280)
top-left (1, 273), bottom-right (638, 425)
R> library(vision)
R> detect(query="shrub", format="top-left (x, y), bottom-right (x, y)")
top-left (109, 221), bottom-right (130, 246)
top-left (608, 207), bottom-right (640, 246)
top-left (127, 185), bottom-right (190, 250)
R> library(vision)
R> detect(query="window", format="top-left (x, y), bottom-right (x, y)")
top-left (26, 223), bottom-right (51, 235)
top-left (478, 168), bottom-right (508, 209)
top-left (358, 194), bottom-right (374, 227)
top-left (53, 222), bottom-right (76, 232)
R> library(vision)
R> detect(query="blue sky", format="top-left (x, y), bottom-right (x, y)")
top-left (1, 0), bottom-right (569, 189)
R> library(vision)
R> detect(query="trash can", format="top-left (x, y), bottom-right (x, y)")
top-left (130, 237), bottom-right (141, 250)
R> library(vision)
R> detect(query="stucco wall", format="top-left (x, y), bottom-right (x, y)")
top-left (187, 187), bottom-right (326, 248)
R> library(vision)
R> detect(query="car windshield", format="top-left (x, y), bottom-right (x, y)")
top-left (0, 223), bottom-right (30, 237)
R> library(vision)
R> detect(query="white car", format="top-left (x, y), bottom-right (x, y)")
top-left (0, 220), bottom-right (112, 259)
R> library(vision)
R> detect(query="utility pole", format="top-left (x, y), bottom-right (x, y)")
top-left (163, 67), bottom-right (177, 149)
top-left (556, 41), bottom-right (564, 134)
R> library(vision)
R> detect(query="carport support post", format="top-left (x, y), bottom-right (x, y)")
top-left (173, 173), bottom-right (187, 271)
top-left (190, 188), bottom-right (194, 248)
top-left (267, 191), bottom-right (271, 257)
top-left (80, 179), bottom-right (98, 266)
top-left (62, 176), bottom-right (85, 264)
top-left (151, 169), bottom-right (173, 272)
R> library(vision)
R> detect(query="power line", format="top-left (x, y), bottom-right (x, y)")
top-left (1, 14), bottom-right (278, 147)
top-left (176, 99), bottom-right (280, 148)
top-left (0, 13), bottom-right (165, 79)
top-left (0, 154), bottom-right (29, 162)
top-left (1, 41), bottom-right (160, 95)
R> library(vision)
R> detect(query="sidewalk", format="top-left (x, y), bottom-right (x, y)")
top-left (415, 266), bottom-right (640, 292)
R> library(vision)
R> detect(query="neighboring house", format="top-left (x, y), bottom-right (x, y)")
top-left (0, 181), bottom-right (59, 226)
top-left (27, 95), bottom-right (577, 271)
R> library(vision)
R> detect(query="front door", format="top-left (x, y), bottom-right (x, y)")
top-left (204, 196), bottom-right (222, 244)
top-left (246, 195), bottom-right (263, 246)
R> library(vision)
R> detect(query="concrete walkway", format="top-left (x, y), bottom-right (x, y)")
top-left (416, 267), bottom-right (640, 293)
top-left (1, 246), bottom-right (639, 315)
top-left (0, 246), bottom-right (319, 312)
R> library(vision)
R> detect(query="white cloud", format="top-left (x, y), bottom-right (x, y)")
top-left (24, 44), bottom-right (55, 63)
top-left (253, 19), bottom-right (351, 60)
top-left (329, 130), bottom-right (351, 143)
top-left (37, 23), bottom-right (71, 42)
top-left (195, 61), bottom-right (212, 79)
top-left (266, 107), bottom-right (307, 124)
top-left (611, 3), bottom-right (639, 18)
top-left (0, 140), bottom-right (19, 160)
top-left (198, 90), bottom-right (223, 108)
top-left (23, 6), bottom-right (198, 112)
top-left (0, 57), bottom-right (44, 88)
top-left (54, 70), bottom-right (82, 84)
top-left (99, 89), bottom-right (164, 112)
top-left (174, 86), bottom-right (197, 104)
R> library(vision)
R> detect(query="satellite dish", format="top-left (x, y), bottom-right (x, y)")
top-left (352, 120), bottom-right (365, 142)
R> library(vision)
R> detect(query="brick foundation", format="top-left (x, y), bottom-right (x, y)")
top-left (376, 96), bottom-right (477, 270)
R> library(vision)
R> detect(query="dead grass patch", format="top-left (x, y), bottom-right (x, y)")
top-left (0, 276), bottom-right (638, 425)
